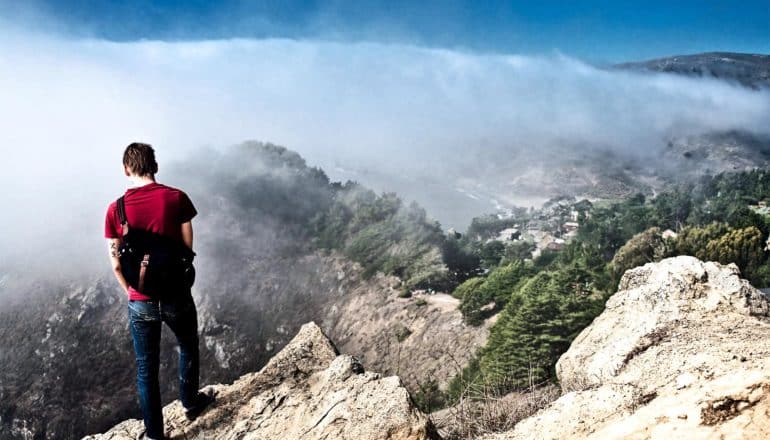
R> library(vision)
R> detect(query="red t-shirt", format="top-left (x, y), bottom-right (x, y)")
top-left (105, 182), bottom-right (197, 301)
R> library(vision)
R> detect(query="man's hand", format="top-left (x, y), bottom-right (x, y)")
top-left (107, 238), bottom-right (130, 295)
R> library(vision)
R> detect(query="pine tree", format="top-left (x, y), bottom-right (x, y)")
top-left (478, 271), bottom-right (602, 391)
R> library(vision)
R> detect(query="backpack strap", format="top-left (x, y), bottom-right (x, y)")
top-left (117, 196), bottom-right (129, 237)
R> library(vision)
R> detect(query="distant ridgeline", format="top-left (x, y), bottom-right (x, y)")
top-left (439, 168), bottom-right (770, 410)
top-left (616, 52), bottom-right (770, 90)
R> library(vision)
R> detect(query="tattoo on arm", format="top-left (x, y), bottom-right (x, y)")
top-left (110, 241), bottom-right (119, 258)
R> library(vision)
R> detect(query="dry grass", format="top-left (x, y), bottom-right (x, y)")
top-left (432, 377), bottom-right (560, 439)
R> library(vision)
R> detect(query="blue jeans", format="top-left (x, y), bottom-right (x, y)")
top-left (128, 292), bottom-right (200, 438)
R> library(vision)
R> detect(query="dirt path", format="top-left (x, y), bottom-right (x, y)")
top-left (422, 293), bottom-right (460, 313)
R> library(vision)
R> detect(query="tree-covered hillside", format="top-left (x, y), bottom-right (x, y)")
top-left (444, 169), bottom-right (770, 407)
top-left (172, 141), bottom-right (453, 291)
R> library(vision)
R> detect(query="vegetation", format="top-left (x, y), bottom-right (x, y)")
top-left (200, 142), bottom-right (455, 290)
top-left (311, 184), bottom-right (453, 289)
top-left (394, 323), bottom-right (412, 342)
top-left (438, 382), bottom-right (559, 439)
top-left (204, 144), bottom-right (770, 408)
top-left (478, 271), bottom-right (603, 384)
top-left (411, 379), bottom-right (446, 414)
top-left (456, 261), bottom-right (534, 325)
top-left (609, 227), bottom-right (671, 282)
top-left (442, 169), bottom-right (770, 405)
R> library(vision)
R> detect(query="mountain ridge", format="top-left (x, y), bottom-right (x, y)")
top-left (616, 51), bottom-right (770, 89)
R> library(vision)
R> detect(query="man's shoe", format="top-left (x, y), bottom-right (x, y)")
top-left (138, 429), bottom-right (166, 440)
top-left (184, 391), bottom-right (216, 421)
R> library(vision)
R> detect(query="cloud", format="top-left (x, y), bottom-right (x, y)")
top-left (1, 27), bottom-right (769, 264)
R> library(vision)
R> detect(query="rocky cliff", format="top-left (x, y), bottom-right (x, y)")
top-left (484, 256), bottom-right (770, 439)
top-left (84, 322), bottom-right (440, 440)
top-left (0, 251), bottom-right (486, 439)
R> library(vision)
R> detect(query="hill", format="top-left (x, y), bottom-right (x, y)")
top-left (617, 52), bottom-right (770, 90)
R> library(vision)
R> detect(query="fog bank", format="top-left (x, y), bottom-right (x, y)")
top-left (1, 28), bottom-right (769, 265)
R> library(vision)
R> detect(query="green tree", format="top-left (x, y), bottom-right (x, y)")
top-left (502, 241), bottom-right (536, 262)
top-left (673, 223), bottom-right (729, 257)
top-left (703, 226), bottom-right (766, 282)
top-left (442, 236), bottom-right (481, 282)
top-left (452, 277), bottom-right (486, 300)
top-left (609, 227), bottom-right (671, 282)
top-left (458, 260), bottom-right (534, 325)
top-left (478, 271), bottom-right (603, 389)
top-left (479, 240), bottom-right (506, 269)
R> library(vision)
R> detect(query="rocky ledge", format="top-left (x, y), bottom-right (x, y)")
top-left (485, 256), bottom-right (770, 439)
top-left (84, 322), bottom-right (440, 440)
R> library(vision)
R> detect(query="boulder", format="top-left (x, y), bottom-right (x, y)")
top-left (484, 256), bottom-right (770, 439)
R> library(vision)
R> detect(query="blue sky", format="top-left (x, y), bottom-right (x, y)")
top-left (3, 0), bottom-right (770, 62)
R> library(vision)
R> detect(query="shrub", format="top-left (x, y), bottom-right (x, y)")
top-left (458, 261), bottom-right (534, 325)
top-left (609, 227), bottom-right (671, 282)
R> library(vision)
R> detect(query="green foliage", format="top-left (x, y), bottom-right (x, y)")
top-left (670, 223), bottom-right (767, 284)
top-left (457, 260), bottom-right (534, 325)
top-left (560, 170), bottom-right (770, 287)
top-left (466, 215), bottom-right (524, 240)
top-left (673, 222), bottom-right (730, 257)
top-left (502, 240), bottom-right (536, 263)
top-left (452, 277), bottom-right (486, 300)
top-left (449, 169), bottom-right (770, 400)
top-left (478, 271), bottom-right (604, 389)
top-left (576, 193), bottom-right (657, 260)
top-left (650, 187), bottom-right (693, 229)
top-left (394, 323), bottom-right (412, 342)
top-left (703, 226), bottom-right (766, 282)
top-left (482, 261), bottom-right (535, 306)
top-left (442, 236), bottom-right (481, 283)
top-left (411, 379), bottom-right (447, 413)
top-left (313, 184), bottom-right (450, 290)
top-left (444, 356), bottom-right (486, 405)
top-left (479, 240), bottom-right (506, 269)
top-left (609, 227), bottom-right (671, 282)
top-left (195, 142), bottom-right (455, 292)
top-left (532, 249), bottom-right (560, 269)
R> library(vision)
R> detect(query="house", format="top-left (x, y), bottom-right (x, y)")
top-left (496, 227), bottom-right (521, 241)
top-left (546, 238), bottom-right (566, 251)
top-left (563, 221), bottom-right (579, 233)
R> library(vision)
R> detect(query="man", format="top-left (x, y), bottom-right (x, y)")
top-left (104, 143), bottom-right (213, 440)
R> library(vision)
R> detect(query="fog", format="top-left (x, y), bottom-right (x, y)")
top-left (1, 26), bottom-right (770, 268)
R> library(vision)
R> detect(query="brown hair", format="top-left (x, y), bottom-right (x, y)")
top-left (123, 142), bottom-right (158, 177)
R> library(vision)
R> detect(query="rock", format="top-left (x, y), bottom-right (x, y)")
top-left (482, 256), bottom-right (770, 440)
top-left (83, 322), bottom-right (441, 440)
top-left (557, 256), bottom-right (768, 392)
top-left (1, 250), bottom-right (486, 439)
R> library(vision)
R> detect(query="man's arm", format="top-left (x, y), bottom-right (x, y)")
top-left (181, 221), bottom-right (193, 250)
top-left (107, 238), bottom-right (130, 295)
